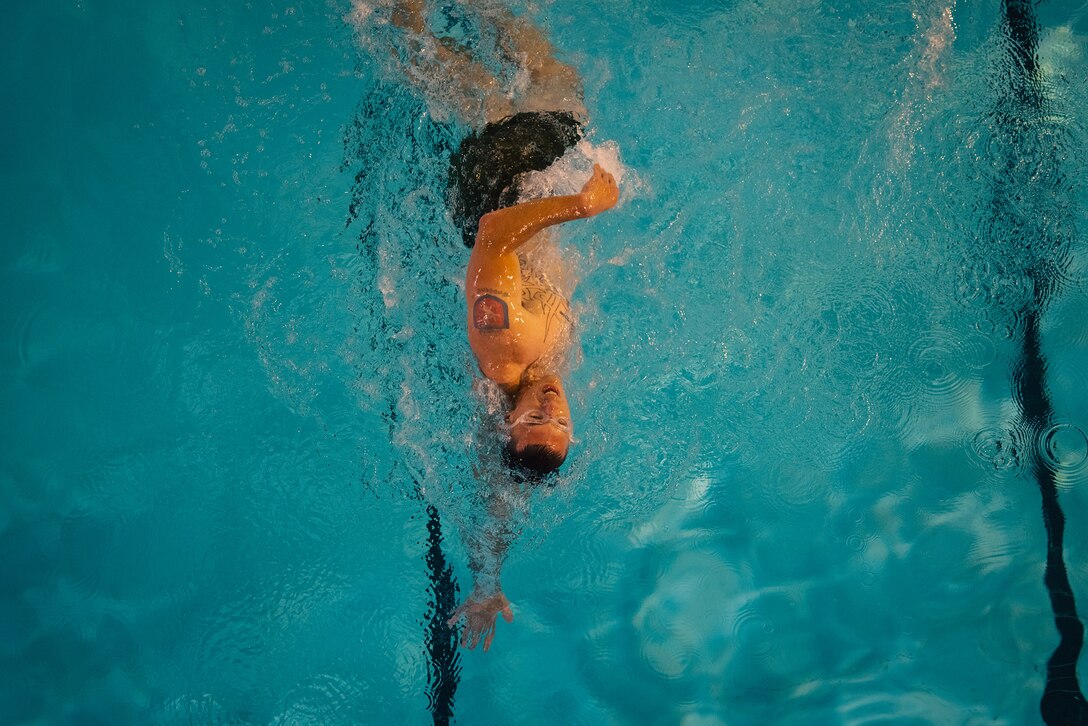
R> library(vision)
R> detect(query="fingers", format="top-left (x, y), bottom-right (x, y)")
top-left (462, 621), bottom-right (480, 650)
top-left (457, 613), bottom-right (487, 650)
top-left (449, 596), bottom-right (513, 651)
top-left (591, 163), bottom-right (615, 182)
top-left (454, 615), bottom-right (506, 651)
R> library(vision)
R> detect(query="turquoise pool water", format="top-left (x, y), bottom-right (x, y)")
top-left (4, 0), bottom-right (1088, 723)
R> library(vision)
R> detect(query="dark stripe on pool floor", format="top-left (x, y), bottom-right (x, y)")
top-left (1016, 310), bottom-right (1087, 723)
top-left (999, 1), bottom-right (1087, 722)
top-left (424, 504), bottom-right (462, 725)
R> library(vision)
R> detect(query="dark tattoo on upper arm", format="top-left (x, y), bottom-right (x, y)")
top-left (473, 294), bottom-right (510, 330)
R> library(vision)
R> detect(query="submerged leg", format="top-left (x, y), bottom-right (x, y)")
top-left (482, 4), bottom-right (586, 119)
top-left (390, 0), bottom-right (514, 123)
top-left (387, 0), bottom-right (586, 124)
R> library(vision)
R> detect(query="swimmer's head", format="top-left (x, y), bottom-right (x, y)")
top-left (505, 373), bottom-right (572, 474)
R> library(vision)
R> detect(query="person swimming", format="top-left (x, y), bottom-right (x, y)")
top-left (377, 0), bottom-right (619, 650)
top-left (464, 158), bottom-right (617, 472)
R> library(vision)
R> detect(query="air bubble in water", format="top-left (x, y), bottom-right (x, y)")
top-left (970, 427), bottom-right (1020, 472)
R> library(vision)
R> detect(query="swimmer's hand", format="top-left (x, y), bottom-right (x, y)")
top-left (447, 588), bottom-right (514, 651)
top-left (579, 163), bottom-right (619, 217)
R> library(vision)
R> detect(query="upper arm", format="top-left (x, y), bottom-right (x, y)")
top-left (467, 236), bottom-right (522, 304)
top-left (466, 193), bottom-right (585, 335)
top-left (474, 193), bottom-right (586, 256)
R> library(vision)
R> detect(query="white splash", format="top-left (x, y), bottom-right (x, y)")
top-left (517, 138), bottom-right (634, 203)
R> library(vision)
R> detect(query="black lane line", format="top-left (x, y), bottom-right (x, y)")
top-left (424, 503), bottom-right (462, 726)
top-left (999, 1), bottom-right (1087, 722)
top-left (381, 405), bottom-right (463, 723)
top-left (1017, 311), bottom-right (1087, 723)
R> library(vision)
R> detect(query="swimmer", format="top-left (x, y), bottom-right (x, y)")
top-left (382, 0), bottom-right (619, 650)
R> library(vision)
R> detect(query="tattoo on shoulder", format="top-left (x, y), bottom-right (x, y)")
top-left (473, 294), bottom-right (510, 330)
top-left (520, 281), bottom-right (571, 340)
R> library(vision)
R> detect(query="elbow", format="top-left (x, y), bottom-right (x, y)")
top-left (474, 213), bottom-right (508, 252)
top-left (475, 213), bottom-right (496, 247)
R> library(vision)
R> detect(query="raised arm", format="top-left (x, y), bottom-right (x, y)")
top-left (474, 164), bottom-right (619, 255)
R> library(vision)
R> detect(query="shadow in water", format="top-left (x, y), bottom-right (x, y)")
top-left (424, 504), bottom-right (462, 726)
top-left (999, 1), bottom-right (1086, 722)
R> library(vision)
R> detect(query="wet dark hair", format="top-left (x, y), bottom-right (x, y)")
top-left (513, 443), bottom-right (566, 473)
top-left (503, 441), bottom-right (566, 480)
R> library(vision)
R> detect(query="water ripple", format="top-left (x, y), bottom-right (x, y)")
top-left (906, 330), bottom-right (978, 404)
top-left (731, 600), bottom-right (776, 661)
top-left (968, 426), bottom-right (1023, 473)
top-left (631, 549), bottom-right (742, 681)
top-left (838, 690), bottom-right (988, 724)
top-left (272, 674), bottom-right (365, 724)
top-left (1041, 423), bottom-right (1088, 485)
